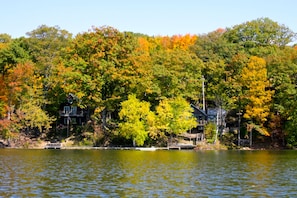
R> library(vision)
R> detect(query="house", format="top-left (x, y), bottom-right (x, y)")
top-left (190, 104), bottom-right (208, 133)
top-left (179, 104), bottom-right (227, 144)
top-left (59, 94), bottom-right (87, 126)
top-left (190, 104), bottom-right (227, 133)
top-left (207, 107), bottom-right (227, 136)
top-left (175, 104), bottom-right (207, 145)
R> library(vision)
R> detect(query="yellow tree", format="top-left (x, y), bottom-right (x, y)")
top-left (155, 97), bottom-right (197, 137)
top-left (118, 94), bottom-right (154, 146)
top-left (241, 56), bottom-right (273, 137)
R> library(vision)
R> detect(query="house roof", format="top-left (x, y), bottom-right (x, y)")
top-left (190, 104), bottom-right (207, 117)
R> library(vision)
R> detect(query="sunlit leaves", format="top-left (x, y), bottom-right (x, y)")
top-left (155, 97), bottom-right (197, 136)
top-left (118, 95), bottom-right (196, 145)
top-left (20, 103), bottom-right (54, 131)
top-left (118, 94), bottom-right (152, 146)
top-left (2, 19), bottom-right (297, 146)
top-left (66, 26), bottom-right (139, 111)
top-left (241, 56), bottom-right (273, 132)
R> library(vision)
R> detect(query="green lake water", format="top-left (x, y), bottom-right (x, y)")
top-left (1, 149), bottom-right (297, 197)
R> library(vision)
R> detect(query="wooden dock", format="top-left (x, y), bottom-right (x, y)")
top-left (167, 144), bottom-right (196, 150)
top-left (168, 146), bottom-right (181, 150)
top-left (136, 147), bottom-right (158, 151)
top-left (43, 144), bottom-right (195, 150)
top-left (44, 143), bottom-right (62, 149)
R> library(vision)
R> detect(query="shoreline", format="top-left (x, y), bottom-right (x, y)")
top-left (1, 144), bottom-right (284, 151)
top-left (1, 139), bottom-right (287, 151)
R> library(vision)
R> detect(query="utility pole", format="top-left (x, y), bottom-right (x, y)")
top-left (202, 76), bottom-right (205, 112)
top-left (215, 109), bottom-right (219, 143)
top-left (236, 111), bottom-right (242, 147)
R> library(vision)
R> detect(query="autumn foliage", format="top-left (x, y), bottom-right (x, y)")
top-left (1, 17), bottom-right (297, 148)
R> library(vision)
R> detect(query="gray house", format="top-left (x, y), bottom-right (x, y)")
top-left (180, 104), bottom-right (227, 144)
top-left (190, 104), bottom-right (208, 133)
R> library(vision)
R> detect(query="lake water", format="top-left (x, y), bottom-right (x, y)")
top-left (1, 149), bottom-right (297, 197)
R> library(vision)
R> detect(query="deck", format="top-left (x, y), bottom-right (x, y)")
top-left (44, 143), bottom-right (62, 149)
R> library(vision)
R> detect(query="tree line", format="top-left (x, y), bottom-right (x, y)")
top-left (1, 17), bottom-right (297, 148)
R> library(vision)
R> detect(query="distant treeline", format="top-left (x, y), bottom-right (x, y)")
top-left (1, 17), bottom-right (297, 148)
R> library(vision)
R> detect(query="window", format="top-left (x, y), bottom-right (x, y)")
top-left (64, 106), bottom-right (70, 114)
top-left (71, 106), bottom-right (77, 115)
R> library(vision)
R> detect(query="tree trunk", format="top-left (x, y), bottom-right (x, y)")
top-left (101, 108), bottom-right (107, 137)
top-left (133, 139), bottom-right (136, 147)
top-left (250, 130), bottom-right (252, 147)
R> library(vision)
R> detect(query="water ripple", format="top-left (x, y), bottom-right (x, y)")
top-left (1, 150), bottom-right (297, 197)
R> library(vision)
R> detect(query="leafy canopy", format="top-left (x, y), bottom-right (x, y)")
top-left (118, 94), bottom-right (153, 146)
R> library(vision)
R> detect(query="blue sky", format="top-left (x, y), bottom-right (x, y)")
top-left (1, 0), bottom-right (297, 38)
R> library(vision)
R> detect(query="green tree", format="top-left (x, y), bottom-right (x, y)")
top-left (0, 39), bottom-right (29, 77)
top-left (118, 94), bottom-right (153, 146)
top-left (192, 29), bottom-right (243, 110)
top-left (266, 46), bottom-right (297, 146)
top-left (224, 17), bottom-right (296, 47)
top-left (0, 33), bottom-right (12, 43)
top-left (64, 26), bottom-right (143, 134)
top-left (285, 108), bottom-right (297, 147)
top-left (25, 25), bottom-right (72, 114)
top-left (204, 122), bottom-right (217, 143)
top-left (152, 49), bottom-right (202, 100)
top-left (225, 53), bottom-right (249, 109)
top-left (140, 35), bottom-right (203, 109)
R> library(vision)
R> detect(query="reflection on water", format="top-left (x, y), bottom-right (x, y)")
top-left (1, 149), bottom-right (297, 197)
